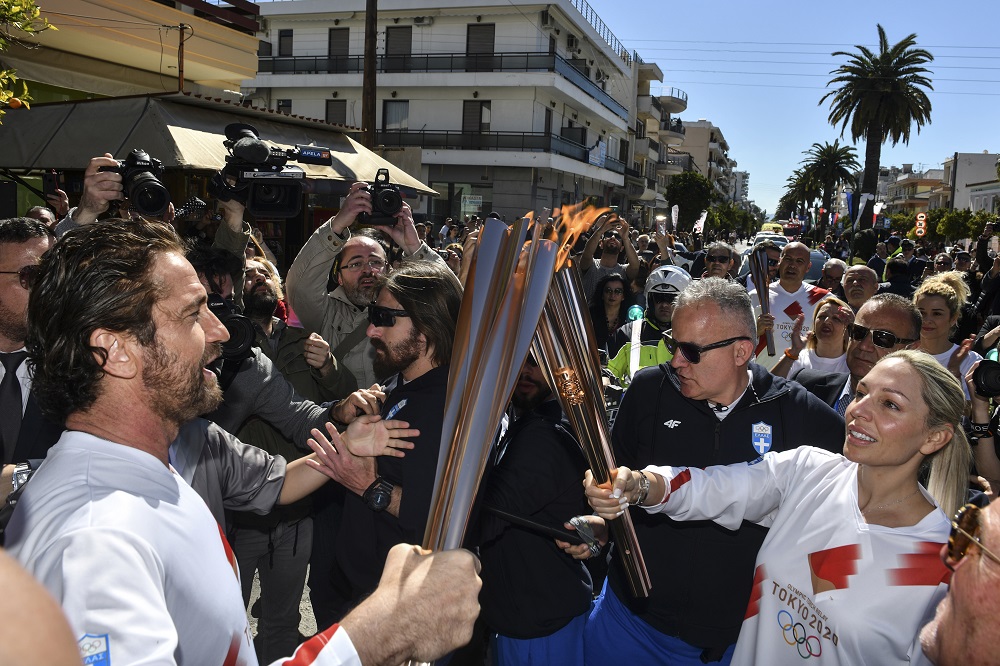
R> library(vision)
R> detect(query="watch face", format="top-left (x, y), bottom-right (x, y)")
top-left (370, 488), bottom-right (391, 511)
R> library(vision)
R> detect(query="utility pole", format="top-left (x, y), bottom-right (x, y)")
top-left (177, 24), bottom-right (188, 92)
top-left (362, 0), bottom-right (377, 148)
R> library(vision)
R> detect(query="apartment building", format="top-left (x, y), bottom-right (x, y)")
top-left (675, 119), bottom-right (733, 200)
top-left (247, 0), bottom-right (682, 223)
top-left (885, 165), bottom-right (944, 215)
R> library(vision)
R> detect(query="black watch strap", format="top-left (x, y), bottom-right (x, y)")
top-left (363, 476), bottom-right (395, 512)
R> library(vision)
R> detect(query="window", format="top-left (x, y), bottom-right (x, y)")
top-left (466, 23), bottom-right (495, 71)
top-left (258, 40), bottom-right (272, 57)
top-left (462, 100), bottom-right (490, 133)
top-left (278, 30), bottom-right (293, 57)
top-left (276, 99), bottom-right (292, 115)
top-left (382, 100), bottom-right (409, 131)
top-left (328, 27), bottom-right (350, 73)
top-left (326, 99), bottom-right (347, 125)
top-left (384, 26), bottom-right (412, 73)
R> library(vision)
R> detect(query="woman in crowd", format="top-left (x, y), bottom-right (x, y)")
top-left (914, 271), bottom-right (980, 398)
top-left (588, 272), bottom-right (633, 356)
top-left (771, 296), bottom-right (853, 378)
top-left (584, 350), bottom-right (970, 665)
top-left (932, 252), bottom-right (954, 273)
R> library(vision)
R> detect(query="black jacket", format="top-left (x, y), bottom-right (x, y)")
top-left (477, 400), bottom-right (592, 639)
top-left (790, 369), bottom-right (850, 409)
top-left (609, 362), bottom-right (844, 649)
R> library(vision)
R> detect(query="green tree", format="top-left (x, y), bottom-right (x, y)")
top-left (821, 24), bottom-right (933, 232)
top-left (800, 140), bottom-right (859, 239)
top-left (1, 0), bottom-right (54, 123)
top-left (782, 168), bottom-right (822, 227)
top-left (665, 171), bottom-right (715, 231)
top-left (936, 209), bottom-right (974, 242)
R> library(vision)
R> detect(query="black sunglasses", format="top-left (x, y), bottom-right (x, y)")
top-left (650, 293), bottom-right (678, 304)
top-left (0, 265), bottom-right (39, 290)
top-left (946, 503), bottom-right (1000, 571)
top-left (368, 303), bottom-right (410, 327)
top-left (705, 255), bottom-right (730, 264)
top-left (847, 323), bottom-right (917, 349)
top-left (766, 258), bottom-right (779, 267)
top-left (663, 334), bottom-right (751, 364)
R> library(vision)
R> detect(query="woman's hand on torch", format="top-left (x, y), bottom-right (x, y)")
top-left (584, 467), bottom-right (638, 520)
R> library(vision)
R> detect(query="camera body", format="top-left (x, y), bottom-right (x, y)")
top-left (973, 359), bottom-right (1000, 398)
top-left (206, 293), bottom-right (256, 362)
top-left (356, 169), bottom-right (403, 226)
top-left (100, 149), bottom-right (171, 218)
top-left (209, 123), bottom-right (333, 218)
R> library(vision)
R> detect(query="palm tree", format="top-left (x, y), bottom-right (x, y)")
top-left (784, 168), bottom-right (821, 225)
top-left (820, 24), bottom-right (933, 231)
top-left (801, 140), bottom-right (860, 239)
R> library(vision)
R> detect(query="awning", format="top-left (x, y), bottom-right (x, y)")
top-left (0, 92), bottom-right (435, 195)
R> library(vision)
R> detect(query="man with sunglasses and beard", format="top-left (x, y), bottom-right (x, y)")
top-left (306, 261), bottom-right (465, 609)
top-left (286, 182), bottom-right (446, 392)
top-left (791, 294), bottom-right (921, 414)
top-left (578, 277), bottom-right (843, 666)
top-left (579, 214), bottom-right (640, 303)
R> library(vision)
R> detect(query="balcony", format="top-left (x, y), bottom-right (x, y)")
top-left (659, 87), bottom-right (688, 114)
top-left (259, 51), bottom-right (629, 119)
top-left (658, 119), bottom-right (685, 145)
top-left (635, 136), bottom-right (660, 159)
top-left (375, 129), bottom-right (623, 171)
top-left (657, 153), bottom-right (692, 175)
top-left (637, 95), bottom-right (662, 123)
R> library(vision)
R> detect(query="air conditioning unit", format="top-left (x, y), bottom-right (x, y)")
top-left (567, 34), bottom-right (579, 51)
top-left (540, 10), bottom-right (555, 30)
top-left (413, 16), bottom-right (434, 26)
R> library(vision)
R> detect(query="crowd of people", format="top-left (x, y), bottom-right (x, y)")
top-left (2, 160), bottom-right (1000, 666)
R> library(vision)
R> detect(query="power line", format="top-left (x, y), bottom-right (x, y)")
top-left (652, 80), bottom-right (1000, 96)
top-left (655, 69), bottom-right (996, 83)
top-left (43, 10), bottom-right (180, 29)
top-left (621, 38), bottom-right (1000, 51)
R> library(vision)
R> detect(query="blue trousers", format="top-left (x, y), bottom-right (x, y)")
top-left (584, 579), bottom-right (735, 666)
top-left (492, 607), bottom-right (590, 666)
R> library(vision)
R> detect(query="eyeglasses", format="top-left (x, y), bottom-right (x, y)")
top-left (766, 258), bottom-right (779, 267)
top-left (663, 334), bottom-right (752, 364)
top-left (705, 255), bottom-right (730, 264)
top-left (945, 504), bottom-right (1000, 571)
top-left (650, 293), bottom-right (678, 304)
top-left (368, 303), bottom-right (410, 327)
top-left (604, 287), bottom-right (624, 295)
top-left (0, 265), bottom-right (38, 290)
top-left (935, 260), bottom-right (952, 266)
top-left (341, 258), bottom-right (387, 273)
top-left (846, 323), bottom-right (917, 349)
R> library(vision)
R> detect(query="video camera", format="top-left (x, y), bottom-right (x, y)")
top-left (208, 123), bottom-right (333, 218)
top-left (100, 149), bottom-right (171, 218)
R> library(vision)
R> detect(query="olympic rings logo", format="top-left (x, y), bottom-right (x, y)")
top-left (777, 610), bottom-right (822, 659)
top-left (79, 640), bottom-right (105, 655)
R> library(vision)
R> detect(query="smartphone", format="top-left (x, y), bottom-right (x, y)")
top-left (42, 170), bottom-right (61, 198)
top-left (657, 218), bottom-right (668, 237)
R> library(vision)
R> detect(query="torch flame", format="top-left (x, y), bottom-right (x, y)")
top-left (543, 202), bottom-right (613, 270)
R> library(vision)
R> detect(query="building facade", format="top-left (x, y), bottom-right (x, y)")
top-left (246, 0), bottom-right (687, 225)
top-left (675, 119), bottom-right (733, 200)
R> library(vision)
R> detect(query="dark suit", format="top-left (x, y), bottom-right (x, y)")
top-left (789, 369), bottom-right (849, 410)
top-left (4, 394), bottom-right (63, 465)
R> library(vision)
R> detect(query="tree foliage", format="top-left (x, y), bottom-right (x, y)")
top-left (820, 24), bottom-right (933, 231)
top-left (0, 0), bottom-right (54, 123)
top-left (665, 171), bottom-right (715, 231)
top-left (800, 140), bottom-right (859, 238)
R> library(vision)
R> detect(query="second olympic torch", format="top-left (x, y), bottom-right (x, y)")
top-left (532, 266), bottom-right (651, 598)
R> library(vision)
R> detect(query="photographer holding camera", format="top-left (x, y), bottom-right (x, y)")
top-left (286, 180), bottom-right (446, 392)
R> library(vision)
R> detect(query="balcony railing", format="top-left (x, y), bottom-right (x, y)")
top-left (375, 130), bottom-right (624, 170)
top-left (259, 51), bottom-right (629, 120)
top-left (566, 0), bottom-right (632, 66)
top-left (659, 120), bottom-right (685, 135)
top-left (660, 87), bottom-right (688, 104)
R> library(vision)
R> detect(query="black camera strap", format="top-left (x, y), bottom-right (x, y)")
top-left (333, 319), bottom-right (370, 360)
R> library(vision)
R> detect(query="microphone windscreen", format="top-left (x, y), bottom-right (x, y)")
top-left (232, 136), bottom-right (271, 164)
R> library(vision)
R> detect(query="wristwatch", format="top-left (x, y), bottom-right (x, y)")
top-left (363, 476), bottom-right (395, 512)
top-left (11, 462), bottom-right (33, 493)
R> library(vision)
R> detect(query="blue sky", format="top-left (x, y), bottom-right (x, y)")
top-left (584, 0), bottom-right (1000, 217)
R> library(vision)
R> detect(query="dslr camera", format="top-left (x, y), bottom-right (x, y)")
top-left (356, 169), bottom-right (403, 226)
top-left (973, 359), bottom-right (1000, 398)
top-left (206, 293), bottom-right (256, 363)
top-left (100, 149), bottom-right (171, 218)
top-left (209, 123), bottom-right (333, 218)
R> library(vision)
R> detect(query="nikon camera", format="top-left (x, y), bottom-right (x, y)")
top-left (99, 149), bottom-right (171, 218)
top-left (356, 168), bottom-right (403, 226)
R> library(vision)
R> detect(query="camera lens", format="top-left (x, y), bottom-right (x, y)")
top-left (376, 188), bottom-right (403, 215)
top-left (254, 184), bottom-right (283, 205)
top-left (973, 359), bottom-right (1000, 398)
top-left (124, 171), bottom-right (170, 217)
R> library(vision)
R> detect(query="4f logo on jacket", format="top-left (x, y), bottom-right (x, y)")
top-left (663, 419), bottom-right (682, 428)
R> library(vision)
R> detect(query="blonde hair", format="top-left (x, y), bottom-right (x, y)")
top-left (883, 349), bottom-right (972, 518)
top-left (807, 296), bottom-right (853, 352)
top-left (913, 271), bottom-right (970, 318)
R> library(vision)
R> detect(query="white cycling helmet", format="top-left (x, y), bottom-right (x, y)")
top-left (644, 265), bottom-right (692, 301)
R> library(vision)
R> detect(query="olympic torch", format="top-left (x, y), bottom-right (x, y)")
top-left (749, 248), bottom-right (775, 357)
